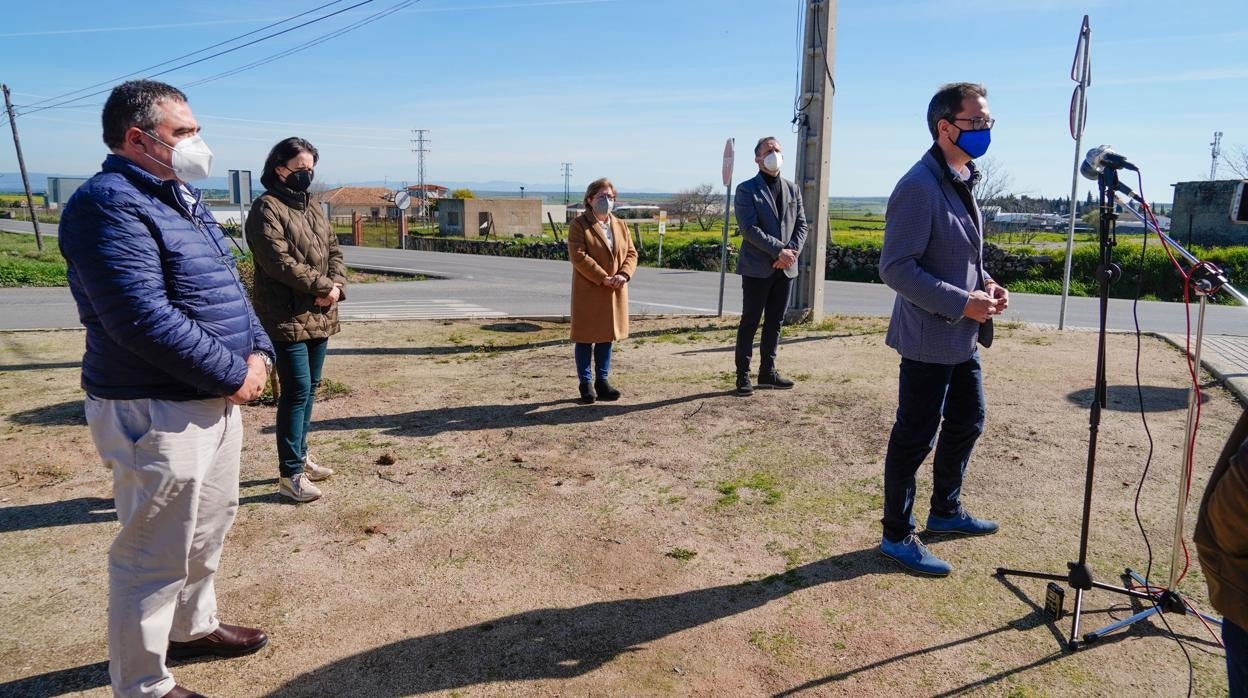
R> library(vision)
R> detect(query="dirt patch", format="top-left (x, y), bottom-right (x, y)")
top-left (0, 317), bottom-right (1240, 696)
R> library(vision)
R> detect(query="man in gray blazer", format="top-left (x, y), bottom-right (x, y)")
top-left (877, 83), bottom-right (1009, 576)
top-left (733, 136), bottom-right (809, 396)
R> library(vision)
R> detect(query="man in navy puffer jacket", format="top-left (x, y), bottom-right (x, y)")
top-left (60, 80), bottom-right (275, 698)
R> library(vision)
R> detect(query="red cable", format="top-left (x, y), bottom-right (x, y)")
top-left (1134, 190), bottom-right (1203, 587)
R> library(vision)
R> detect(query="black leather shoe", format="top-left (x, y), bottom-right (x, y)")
top-left (594, 378), bottom-right (620, 401)
top-left (578, 381), bottom-right (596, 404)
top-left (168, 623), bottom-right (269, 660)
top-left (735, 373), bottom-right (754, 396)
top-left (757, 371), bottom-right (795, 389)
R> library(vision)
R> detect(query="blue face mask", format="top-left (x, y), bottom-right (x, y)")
top-left (954, 127), bottom-right (991, 159)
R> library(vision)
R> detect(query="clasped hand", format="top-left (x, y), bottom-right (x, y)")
top-left (228, 354), bottom-right (269, 405)
top-left (603, 274), bottom-right (628, 289)
top-left (772, 248), bottom-right (798, 270)
top-left (314, 282), bottom-right (343, 308)
top-left (963, 284), bottom-right (1009, 323)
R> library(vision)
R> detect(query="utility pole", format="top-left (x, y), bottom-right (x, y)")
top-left (561, 162), bottom-right (573, 204)
top-left (411, 129), bottom-right (430, 226)
top-left (1210, 130), bottom-right (1222, 180)
top-left (786, 0), bottom-right (836, 323)
top-left (2, 84), bottom-right (43, 251)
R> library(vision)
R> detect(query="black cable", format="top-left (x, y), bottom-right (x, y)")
top-left (17, 1), bottom-right (349, 112)
top-left (185, 0), bottom-right (422, 88)
top-left (1130, 225), bottom-right (1157, 588)
top-left (16, 0), bottom-right (378, 118)
top-left (811, 1), bottom-right (836, 97)
top-left (1127, 192), bottom-right (1195, 698)
top-left (791, 0), bottom-right (812, 130)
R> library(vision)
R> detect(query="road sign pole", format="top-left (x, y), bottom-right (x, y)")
top-left (1060, 15), bottom-right (1091, 330)
top-left (718, 138), bottom-right (734, 317)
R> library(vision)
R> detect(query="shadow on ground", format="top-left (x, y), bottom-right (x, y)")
top-left (262, 548), bottom-right (884, 696)
top-left (7, 400), bottom-right (85, 426)
top-left (1066, 384), bottom-right (1211, 412)
top-left (325, 323), bottom-right (731, 358)
top-left (0, 496), bottom-right (115, 532)
top-left (279, 391), bottom-right (730, 438)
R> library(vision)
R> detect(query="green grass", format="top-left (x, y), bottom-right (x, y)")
top-left (664, 547), bottom-right (698, 561)
top-left (716, 471), bottom-right (783, 506)
top-left (0, 232), bottom-right (66, 287)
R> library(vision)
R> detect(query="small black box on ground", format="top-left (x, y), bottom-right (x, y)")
top-left (1045, 582), bottom-right (1065, 621)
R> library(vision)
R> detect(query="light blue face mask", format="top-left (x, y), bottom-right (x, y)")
top-left (955, 127), bottom-right (991, 159)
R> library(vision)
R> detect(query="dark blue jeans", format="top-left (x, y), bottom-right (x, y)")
top-left (574, 342), bottom-right (612, 382)
top-left (1227, 617), bottom-right (1248, 698)
top-left (736, 270), bottom-right (792, 375)
top-left (275, 338), bottom-right (328, 478)
top-left (881, 353), bottom-right (986, 542)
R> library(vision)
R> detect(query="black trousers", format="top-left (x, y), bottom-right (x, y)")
top-left (735, 270), bottom-right (793, 375)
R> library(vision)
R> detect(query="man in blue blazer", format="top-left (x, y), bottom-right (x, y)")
top-left (733, 136), bottom-right (809, 396)
top-left (877, 83), bottom-right (1009, 576)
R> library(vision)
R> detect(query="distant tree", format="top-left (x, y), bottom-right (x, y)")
top-left (973, 157), bottom-right (1013, 210)
top-left (1223, 145), bottom-right (1248, 179)
top-left (668, 184), bottom-right (721, 231)
top-left (451, 188), bottom-right (476, 199)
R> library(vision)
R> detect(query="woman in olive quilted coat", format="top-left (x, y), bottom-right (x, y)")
top-left (245, 137), bottom-right (347, 503)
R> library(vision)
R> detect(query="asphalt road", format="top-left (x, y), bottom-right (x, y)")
top-left (2, 220), bottom-right (1244, 337)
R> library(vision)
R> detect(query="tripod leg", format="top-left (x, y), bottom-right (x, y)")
top-left (1069, 588), bottom-right (1086, 650)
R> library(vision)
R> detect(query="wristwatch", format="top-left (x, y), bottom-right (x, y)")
top-left (250, 351), bottom-right (274, 373)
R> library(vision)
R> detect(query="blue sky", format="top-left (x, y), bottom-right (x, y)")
top-left (1, 0), bottom-right (1245, 198)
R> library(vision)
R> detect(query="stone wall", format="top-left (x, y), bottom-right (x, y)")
top-left (387, 236), bottom-right (1054, 283)
top-left (1170, 180), bottom-right (1248, 247)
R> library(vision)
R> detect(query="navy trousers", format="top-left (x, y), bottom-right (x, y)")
top-left (736, 270), bottom-right (792, 375)
top-left (881, 352), bottom-right (986, 542)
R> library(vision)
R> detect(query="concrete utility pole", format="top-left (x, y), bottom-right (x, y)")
top-left (411, 129), bottom-right (430, 225)
top-left (561, 162), bottom-right (573, 204)
top-left (2, 84), bottom-right (43, 251)
top-left (786, 0), bottom-right (836, 323)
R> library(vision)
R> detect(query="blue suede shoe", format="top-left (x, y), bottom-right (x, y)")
top-left (925, 509), bottom-right (999, 536)
top-left (879, 534), bottom-right (952, 577)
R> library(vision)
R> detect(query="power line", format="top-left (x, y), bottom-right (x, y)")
top-left (17, 1), bottom-right (348, 112)
top-left (184, 0), bottom-right (423, 88)
top-left (16, 0), bottom-right (378, 118)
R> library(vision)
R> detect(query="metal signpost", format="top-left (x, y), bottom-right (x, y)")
top-left (657, 209), bottom-right (667, 266)
top-left (227, 169), bottom-right (252, 251)
top-left (1060, 15), bottom-right (1091, 329)
top-left (717, 138), bottom-right (734, 317)
top-left (394, 189), bottom-right (412, 249)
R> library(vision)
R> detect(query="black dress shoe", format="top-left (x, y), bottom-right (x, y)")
top-left (168, 623), bottom-right (269, 660)
top-left (735, 373), bottom-right (754, 396)
top-left (164, 686), bottom-right (208, 698)
top-left (578, 381), bottom-right (596, 404)
top-left (594, 378), bottom-right (620, 401)
top-left (757, 371), bottom-right (795, 389)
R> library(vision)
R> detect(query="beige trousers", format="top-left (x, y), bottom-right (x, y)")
top-left (85, 396), bottom-right (242, 698)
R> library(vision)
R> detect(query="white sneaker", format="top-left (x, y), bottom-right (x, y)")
top-left (279, 473), bottom-right (322, 503)
top-left (303, 454), bottom-right (334, 481)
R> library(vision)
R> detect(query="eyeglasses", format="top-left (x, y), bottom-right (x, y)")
top-left (952, 116), bottom-right (995, 130)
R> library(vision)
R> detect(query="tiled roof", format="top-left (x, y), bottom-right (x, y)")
top-left (319, 187), bottom-right (393, 207)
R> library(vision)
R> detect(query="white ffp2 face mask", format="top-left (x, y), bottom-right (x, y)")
top-left (144, 132), bottom-right (214, 181)
top-left (762, 151), bottom-right (783, 174)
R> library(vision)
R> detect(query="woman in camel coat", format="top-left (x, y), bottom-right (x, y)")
top-left (568, 177), bottom-right (638, 404)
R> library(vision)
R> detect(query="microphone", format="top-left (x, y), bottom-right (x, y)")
top-left (1080, 146), bottom-right (1144, 203)
top-left (1083, 145), bottom-right (1139, 175)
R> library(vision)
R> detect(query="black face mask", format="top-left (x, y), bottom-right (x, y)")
top-left (285, 169), bottom-right (314, 192)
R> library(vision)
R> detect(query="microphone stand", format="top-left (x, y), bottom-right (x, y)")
top-left (996, 168), bottom-right (1155, 650)
top-left (1079, 194), bottom-right (1245, 643)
